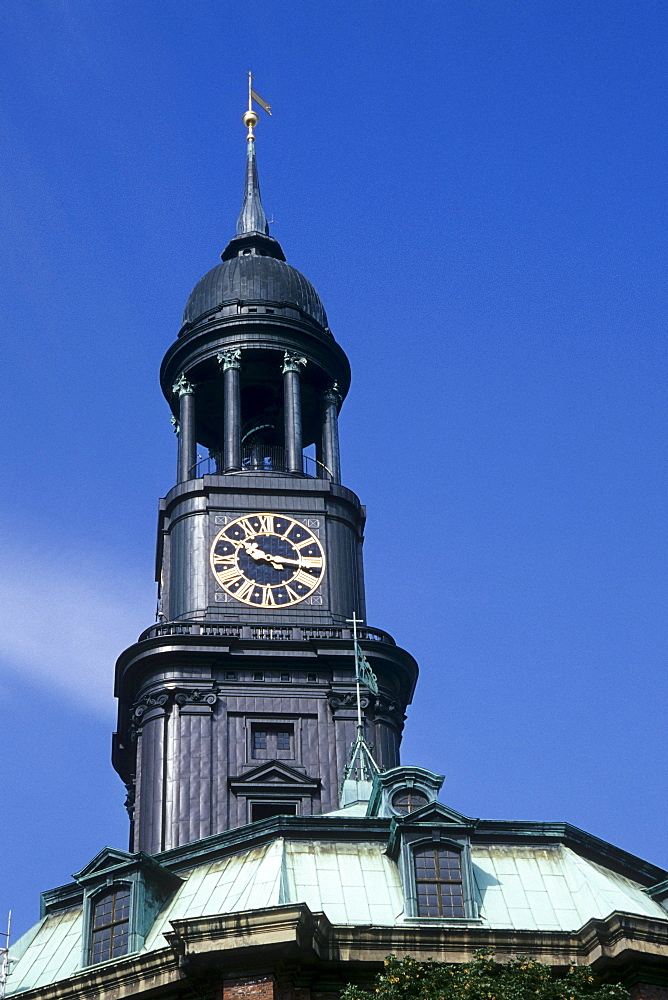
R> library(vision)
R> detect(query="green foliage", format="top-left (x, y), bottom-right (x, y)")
top-left (341, 951), bottom-right (629, 1000)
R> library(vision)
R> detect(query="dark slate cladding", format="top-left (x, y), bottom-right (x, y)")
top-left (182, 254), bottom-right (329, 331)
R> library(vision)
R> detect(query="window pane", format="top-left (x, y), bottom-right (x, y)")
top-left (91, 888), bottom-right (131, 963)
top-left (392, 790), bottom-right (428, 815)
top-left (276, 730), bottom-right (291, 750)
top-left (415, 846), bottom-right (464, 918)
top-left (252, 730), bottom-right (267, 751)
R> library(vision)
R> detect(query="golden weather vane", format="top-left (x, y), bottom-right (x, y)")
top-left (243, 71), bottom-right (272, 140)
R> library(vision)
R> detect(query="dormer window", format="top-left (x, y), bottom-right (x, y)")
top-left (91, 885), bottom-right (131, 963)
top-left (75, 846), bottom-right (182, 969)
top-left (414, 845), bottom-right (464, 917)
top-left (392, 789), bottom-right (428, 815)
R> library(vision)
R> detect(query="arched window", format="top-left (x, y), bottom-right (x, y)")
top-left (392, 789), bottom-right (428, 815)
top-left (91, 886), bottom-right (131, 963)
top-left (414, 845), bottom-right (464, 917)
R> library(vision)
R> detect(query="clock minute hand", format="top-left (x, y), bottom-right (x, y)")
top-left (266, 554), bottom-right (302, 569)
top-left (240, 539), bottom-right (294, 570)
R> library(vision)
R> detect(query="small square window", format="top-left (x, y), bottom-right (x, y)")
top-left (248, 307), bottom-right (257, 312)
top-left (226, 671), bottom-right (237, 681)
top-left (307, 673), bottom-right (317, 682)
top-left (253, 671), bottom-right (264, 681)
top-left (280, 672), bottom-right (291, 682)
top-left (250, 722), bottom-right (294, 759)
top-left (276, 729), bottom-right (291, 750)
top-left (252, 730), bottom-right (268, 752)
top-left (266, 308), bottom-right (275, 314)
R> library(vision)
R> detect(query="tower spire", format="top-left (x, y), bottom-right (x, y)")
top-left (222, 74), bottom-right (284, 261)
top-left (236, 136), bottom-right (269, 237)
top-left (237, 72), bottom-right (272, 236)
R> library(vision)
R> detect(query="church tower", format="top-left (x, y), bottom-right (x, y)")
top-left (112, 105), bottom-right (419, 854)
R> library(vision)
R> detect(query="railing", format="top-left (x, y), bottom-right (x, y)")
top-left (188, 445), bottom-right (331, 480)
top-left (139, 620), bottom-right (396, 646)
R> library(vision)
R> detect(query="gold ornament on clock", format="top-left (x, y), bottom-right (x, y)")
top-left (210, 513), bottom-right (325, 608)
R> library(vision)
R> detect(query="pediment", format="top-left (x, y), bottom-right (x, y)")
top-left (229, 760), bottom-right (320, 793)
top-left (399, 801), bottom-right (477, 827)
top-left (73, 847), bottom-right (135, 882)
top-left (73, 846), bottom-right (182, 891)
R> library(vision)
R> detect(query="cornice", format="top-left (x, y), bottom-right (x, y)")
top-left (473, 821), bottom-right (668, 886)
top-left (14, 906), bottom-right (668, 1000)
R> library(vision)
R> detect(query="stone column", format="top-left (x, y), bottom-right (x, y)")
top-left (321, 382), bottom-right (341, 483)
top-left (217, 349), bottom-right (242, 472)
top-left (172, 373), bottom-right (196, 483)
top-left (282, 351), bottom-right (307, 473)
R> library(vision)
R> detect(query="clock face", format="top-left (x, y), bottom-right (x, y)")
top-left (210, 513), bottom-right (325, 608)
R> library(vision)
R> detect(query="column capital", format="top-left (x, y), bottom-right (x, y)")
top-left (174, 688), bottom-right (218, 709)
top-left (282, 350), bottom-right (307, 375)
top-left (217, 348), bottom-right (242, 371)
top-left (172, 372), bottom-right (195, 397)
top-left (323, 381), bottom-right (341, 407)
top-left (131, 689), bottom-right (172, 739)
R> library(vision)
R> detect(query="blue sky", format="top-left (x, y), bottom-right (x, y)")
top-left (1, 1), bottom-right (666, 938)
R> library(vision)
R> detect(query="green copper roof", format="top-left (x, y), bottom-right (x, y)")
top-left (8, 834), bottom-right (667, 996)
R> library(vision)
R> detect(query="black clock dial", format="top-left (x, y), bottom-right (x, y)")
top-left (210, 513), bottom-right (325, 607)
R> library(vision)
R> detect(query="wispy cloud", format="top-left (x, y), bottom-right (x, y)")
top-left (0, 531), bottom-right (152, 716)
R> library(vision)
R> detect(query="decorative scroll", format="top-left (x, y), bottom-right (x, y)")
top-left (328, 691), bottom-right (370, 713)
top-left (373, 694), bottom-right (405, 730)
top-left (131, 687), bottom-right (218, 734)
top-left (174, 690), bottom-right (218, 708)
top-left (170, 414), bottom-right (179, 435)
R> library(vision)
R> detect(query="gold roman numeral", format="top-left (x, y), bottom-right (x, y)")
top-left (300, 556), bottom-right (323, 570)
top-left (259, 586), bottom-right (277, 607)
top-left (234, 577), bottom-right (256, 601)
top-left (216, 567), bottom-right (243, 585)
top-left (238, 518), bottom-right (256, 537)
top-left (214, 554), bottom-right (236, 568)
top-left (257, 514), bottom-right (274, 534)
top-left (292, 569), bottom-right (318, 587)
top-left (296, 537), bottom-right (317, 550)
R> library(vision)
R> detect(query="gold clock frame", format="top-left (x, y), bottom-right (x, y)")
top-left (210, 512), bottom-right (326, 608)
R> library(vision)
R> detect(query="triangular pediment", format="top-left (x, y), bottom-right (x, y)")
top-left (73, 847), bottom-right (135, 882)
top-left (229, 760), bottom-right (320, 793)
top-left (399, 801), bottom-right (477, 827)
top-left (233, 761), bottom-right (314, 785)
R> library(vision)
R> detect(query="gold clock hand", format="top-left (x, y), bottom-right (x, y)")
top-left (240, 540), bottom-right (264, 560)
top-left (239, 538), bottom-right (290, 570)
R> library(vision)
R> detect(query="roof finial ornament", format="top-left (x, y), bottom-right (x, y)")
top-left (222, 76), bottom-right (285, 260)
top-left (243, 71), bottom-right (272, 141)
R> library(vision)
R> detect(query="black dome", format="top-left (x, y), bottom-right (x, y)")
top-left (182, 253), bottom-right (328, 331)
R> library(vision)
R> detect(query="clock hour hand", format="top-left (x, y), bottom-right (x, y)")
top-left (240, 539), bottom-right (291, 570)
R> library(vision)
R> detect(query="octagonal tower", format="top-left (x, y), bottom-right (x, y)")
top-left (112, 121), bottom-right (418, 854)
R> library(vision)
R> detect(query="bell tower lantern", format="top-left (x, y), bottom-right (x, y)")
top-left (112, 102), bottom-right (418, 855)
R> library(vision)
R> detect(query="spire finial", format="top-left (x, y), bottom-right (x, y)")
top-left (222, 77), bottom-right (285, 260)
top-left (236, 74), bottom-right (273, 237)
top-left (242, 71), bottom-right (272, 141)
